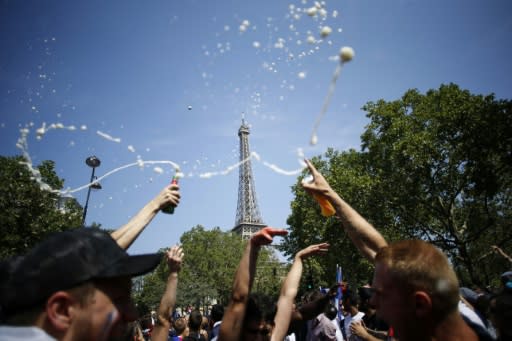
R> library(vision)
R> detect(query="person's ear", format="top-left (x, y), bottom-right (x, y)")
top-left (413, 291), bottom-right (432, 317)
top-left (45, 291), bottom-right (77, 331)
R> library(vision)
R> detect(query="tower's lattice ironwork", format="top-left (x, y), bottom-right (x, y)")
top-left (232, 119), bottom-right (266, 239)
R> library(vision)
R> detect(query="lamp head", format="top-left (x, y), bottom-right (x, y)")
top-left (85, 156), bottom-right (101, 168)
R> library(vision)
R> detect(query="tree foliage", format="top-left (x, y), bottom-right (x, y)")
top-left (282, 151), bottom-right (379, 289)
top-left (283, 84), bottom-right (512, 288)
top-left (134, 225), bottom-right (286, 315)
top-left (0, 155), bottom-right (83, 259)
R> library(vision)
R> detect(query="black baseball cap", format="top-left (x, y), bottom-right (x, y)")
top-left (0, 228), bottom-right (161, 318)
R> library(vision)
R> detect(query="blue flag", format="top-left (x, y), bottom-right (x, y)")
top-left (335, 264), bottom-right (343, 320)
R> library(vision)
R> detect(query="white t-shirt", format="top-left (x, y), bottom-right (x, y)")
top-left (343, 311), bottom-right (365, 340)
top-left (0, 326), bottom-right (57, 341)
top-left (330, 317), bottom-right (345, 341)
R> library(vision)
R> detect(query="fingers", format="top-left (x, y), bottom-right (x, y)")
top-left (168, 245), bottom-right (184, 260)
top-left (165, 186), bottom-right (181, 206)
top-left (304, 159), bottom-right (319, 175)
top-left (314, 242), bottom-right (330, 251)
top-left (298, 242), bottom-right (330, 259)
top-left (262, 227), bottom-right (288, 237)
top-left (251, 227), bottom-right (287, 246)
top-left (164, 183), bottom-right (180, 193)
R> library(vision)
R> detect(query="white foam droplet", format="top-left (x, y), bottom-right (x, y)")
top-left (340, 46), bottom-right (355, 63)
top-left (306, 7), bottom-right (318, 16)
top-left (310, 134), bottom-right (318, 145)
top-left (320, 26), bottom-right (332, 38)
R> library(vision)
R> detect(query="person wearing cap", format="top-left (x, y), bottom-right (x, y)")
top-left (0, 228), bottom-right (163, 340)
top-left (302, 159), bottom-right (480, 341)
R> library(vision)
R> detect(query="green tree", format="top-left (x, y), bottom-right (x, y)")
top-left (134, 225), bottom-right (287, 314)
top-left (282, 151), bottom-right (379, 288)
top-left (284, 84), bottom-right (512, 288)
top-left (0, 155), bottom-right (83, 259)
top-left (361, 84), bottom-right (512, 286)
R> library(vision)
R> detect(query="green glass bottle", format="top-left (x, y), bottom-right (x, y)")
top-left (161, 175), bottom-right (178, 214)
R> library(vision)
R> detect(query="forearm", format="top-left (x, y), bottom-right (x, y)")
top-left (366, 328), bottom-right (389, 340)
top-left (232, 242), bottom-right (259, 301)
top-left (327, 191), bottom-right (388, 262)
top-left (219, 242), bottom-right (260, 341)
top-left (111, 200), bottom-right (160, 250)
top-left (151, 272), bottom-right (178, 341)
top-left (360, 332), bottom-right (386, 341)
top-left (272, 256), bottom-right (303, 341)
top-left (296, 294), bottom-right (330, 320)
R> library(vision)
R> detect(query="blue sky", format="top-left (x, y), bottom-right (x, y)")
top-left (1, 0), bottom-right (511, 258)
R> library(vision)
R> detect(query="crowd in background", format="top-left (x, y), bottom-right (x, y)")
top-left (1, 159), bottom-right (511, 341)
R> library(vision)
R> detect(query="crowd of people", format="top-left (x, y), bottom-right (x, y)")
top-left (0, 159), bottom-right (511, 341)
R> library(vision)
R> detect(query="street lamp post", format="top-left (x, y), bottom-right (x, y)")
top-left (82, 156), bottom-right (101, 226)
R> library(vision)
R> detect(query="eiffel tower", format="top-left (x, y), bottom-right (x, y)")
top-left (232, 118), bottom-right (266, 239)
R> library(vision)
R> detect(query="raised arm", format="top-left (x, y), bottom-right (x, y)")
top-left (302, 159), bottom-right (388, 262)
top-left (272, 243), bottom-right (330, 341)
top-left (492, 245), bottom-right (512, 264)
top-left (151, 245), bottom-right (184, 341)
top-left (295, 283), bottom-right (339, 321)
top-left (218, 227), bottom-right (288, 341)
top-left (111, 184), bottom-right (180, 250)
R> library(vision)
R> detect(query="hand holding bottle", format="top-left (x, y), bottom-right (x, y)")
top-left (302, 159), bottom-right (336, 217)
top-left (162, 173), bottom-right (182, 214)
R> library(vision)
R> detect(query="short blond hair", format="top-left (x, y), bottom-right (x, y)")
top-left (375, 239), bottom-right (460, 318)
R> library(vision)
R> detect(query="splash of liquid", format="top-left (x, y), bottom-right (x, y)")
top-left (310, 46), bottom-right (354, 145)
top-left (16, 124), bottom-right (306, 198)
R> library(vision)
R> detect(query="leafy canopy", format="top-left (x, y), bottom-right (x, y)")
top-left (283, 84), bottom-right (512, 288)
top-left (0, 155), bottom-right (83, 259)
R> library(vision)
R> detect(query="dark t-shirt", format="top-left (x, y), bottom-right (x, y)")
top-left (183, 332), bottom-right (207, 341)
top-left (362, 312), bottom-right (389, 332)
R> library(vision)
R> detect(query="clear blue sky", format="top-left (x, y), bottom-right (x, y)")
top-left (1, 0), bottom-right (511, 257)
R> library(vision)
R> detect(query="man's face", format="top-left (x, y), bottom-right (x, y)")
top-left (241, 318), bottom-right (270, 341)
top-left (370, 262), bottom-right (413, 330)
top-left (72, 277), bottom-right (137, 341)
top-left (341, 297), bottom-right (350, 313)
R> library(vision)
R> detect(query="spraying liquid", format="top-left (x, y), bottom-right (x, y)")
top-left (303, 175), bottom-right (336, 217)
top-left (162, 175), bottom-right (179, 214)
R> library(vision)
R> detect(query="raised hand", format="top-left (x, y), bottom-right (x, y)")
top-left (250, 226), bottom-right (288, 247)
top-left (301, 159), bottom-right (334, 195)
top-left (156, 184), bottom-right (181, 211)
top-left (166, 245), bottom-right (184, 273)
top-left (296, 242), bottom-right (330, 259)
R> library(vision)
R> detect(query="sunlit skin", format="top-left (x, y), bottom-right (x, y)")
top-left (71, 277), bottom-right (137, 341)
top-left (370, 262), bottom-right (414, 338)
top-left (241, 319), bottom-right (271, 341)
